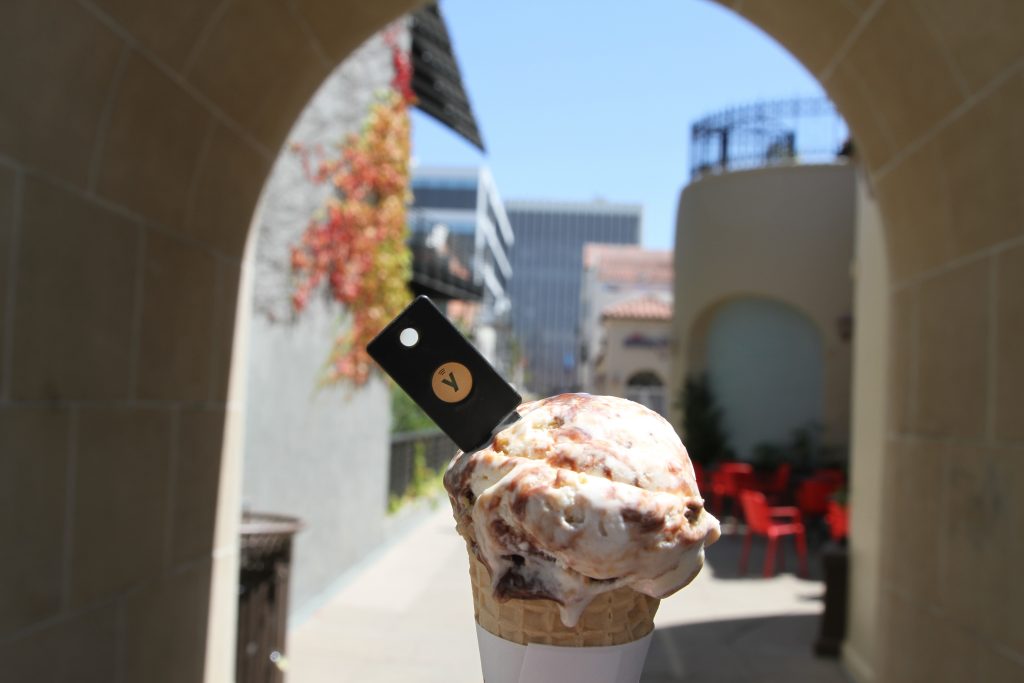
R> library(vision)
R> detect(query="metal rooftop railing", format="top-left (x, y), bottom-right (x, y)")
top-left (689, 97), bottom-right (850, 180)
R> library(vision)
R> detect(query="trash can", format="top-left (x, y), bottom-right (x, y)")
top-left (814, 540), bottom-right (848, 657)
top-left (237, 512), bottom-right (303, 683)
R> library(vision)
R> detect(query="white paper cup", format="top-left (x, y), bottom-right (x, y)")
top-left (476, 624), bottom-right (653, 683)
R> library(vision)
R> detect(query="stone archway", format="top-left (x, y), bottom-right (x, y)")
top-left (697, 297), bottom-right (827, 460)
top-left (2, 2), bottom-right (1020, 681)
top-left (0, 2), bottom-right (421, 682)
top-left (713, 4), bottom-right (1023, 681)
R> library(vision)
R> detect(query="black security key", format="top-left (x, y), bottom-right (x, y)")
top-left (367, 296), bottom-right (522, 453)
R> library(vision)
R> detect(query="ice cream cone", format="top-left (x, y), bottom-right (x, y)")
top-left (468, 552), bottom-right (659, 647)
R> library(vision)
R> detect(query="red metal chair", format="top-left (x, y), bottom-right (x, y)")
top-left (816, 468), bottom-right (847, 489)
top-left (739, 489), bottom-right (809, 577)
top-left (710, 462), bottom-right (754, 516)
top-left (755, 462), bottom-right (792, 500)
top-left (826, 500), bottom-right (849, 541)
top-left (796, 478), bottom-right (842, 518)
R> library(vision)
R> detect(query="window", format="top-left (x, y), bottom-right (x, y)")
top-left (624, 371), bottom-right (666, 416)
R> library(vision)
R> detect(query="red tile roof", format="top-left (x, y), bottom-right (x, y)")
top-left (601, 295), bottom-right (674, 321)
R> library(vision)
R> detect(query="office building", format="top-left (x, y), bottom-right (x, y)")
top-left (506, 201), bottom-right (642, 396)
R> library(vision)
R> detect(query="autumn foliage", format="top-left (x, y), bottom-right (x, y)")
top-left (290, 35), bottom-right (414, 385)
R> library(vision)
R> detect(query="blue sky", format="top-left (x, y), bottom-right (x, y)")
top-left (410, 0), bottom-right (828, 249)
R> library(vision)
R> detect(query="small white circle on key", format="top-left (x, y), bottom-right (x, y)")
top-left (400, 328), bottom-right (419, 347)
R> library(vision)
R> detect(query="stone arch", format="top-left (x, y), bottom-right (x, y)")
top-left (1, 2), bottom-right (421, 682)
top-left (711, 5), bottom-right (1022, 682)
top-left (686, 295), bottom-right (828, 460)
top-left (685, 292), bottom-right (827, 373)
top-left (2, 2), bottom-right (1020, 682)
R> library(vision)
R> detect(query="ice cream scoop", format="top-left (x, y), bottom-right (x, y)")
top-left (444, 393), bottom-right (721, 627)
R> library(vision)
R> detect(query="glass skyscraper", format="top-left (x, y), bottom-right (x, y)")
top-left (506, 201), bottom-right (642, 397)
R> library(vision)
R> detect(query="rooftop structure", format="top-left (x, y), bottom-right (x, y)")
top-left (690, 97), bottom-right (849, 180)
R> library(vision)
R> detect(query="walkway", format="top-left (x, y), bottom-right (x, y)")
top-left (287, 506), bottom-right (848, 682)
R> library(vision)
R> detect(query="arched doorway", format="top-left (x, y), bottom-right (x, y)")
top-left (704, 298), bottom-right (824, 459)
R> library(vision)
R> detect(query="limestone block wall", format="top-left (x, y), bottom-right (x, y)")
top-left (716, 1), bottom-right (1023, 680)
top-left (844, 164), bottom-right (888, 683)
top-left (0, 1), bottom-right (418, 681)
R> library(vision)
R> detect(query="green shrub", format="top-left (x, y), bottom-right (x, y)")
top-left (752, 422), bottom-right (847, 471)
top-left (390, 383), bottom-right (437, 434)
top-left (678, 373), bottom-right (733, 465)
top-left (388, 441), bottom-right (446, 514)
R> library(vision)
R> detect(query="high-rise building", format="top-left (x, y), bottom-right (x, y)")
top-left (408, 166), bottom-right (515, 374)
top-left (506, 201), bottom-right (642, 396)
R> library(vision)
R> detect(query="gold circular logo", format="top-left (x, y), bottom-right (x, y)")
top-left (432, 362), bottom-right (472, 403)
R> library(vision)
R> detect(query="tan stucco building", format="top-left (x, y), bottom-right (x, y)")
top-left (671, 163), bottom-right (856, 458)
top-left (594, 296), bottom-right (674, 416)
top-left (1, 1), bottom-right (1021, 681)
top-left (580, 244), bottom-right (673, 393)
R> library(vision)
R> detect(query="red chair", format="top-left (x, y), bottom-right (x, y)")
top-left (816, 468), bottom-right (847, 489)
top-left (739, 490), bottom-right (809, 577)
top-left (796, 478), bottom-right (842, 518)
top-left (710, 462), bottom-right (754, 516)
top-left (755, 462), bottom-right (792, 500)
top-left (826, 500), bottom-right (849, 541)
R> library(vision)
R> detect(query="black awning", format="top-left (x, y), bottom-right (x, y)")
top-left (410, 3), bottom-right (485, 151)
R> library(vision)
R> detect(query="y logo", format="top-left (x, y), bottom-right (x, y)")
top-left (432, 362), bottom-right (473, 403)
top-left (441, 372), bottom-right (460, 393)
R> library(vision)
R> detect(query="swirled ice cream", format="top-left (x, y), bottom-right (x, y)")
top-left (444, 393), bottom-right (720, 627)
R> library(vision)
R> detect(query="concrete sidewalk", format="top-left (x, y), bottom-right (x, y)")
top-left (286, 506), bottom-right (848, 682)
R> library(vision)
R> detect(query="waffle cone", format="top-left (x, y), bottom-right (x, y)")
top-left (468, 552), bottom-right (659, 647)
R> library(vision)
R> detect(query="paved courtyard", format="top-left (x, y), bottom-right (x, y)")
top-left (287, 505), bottom-right (849, 682)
